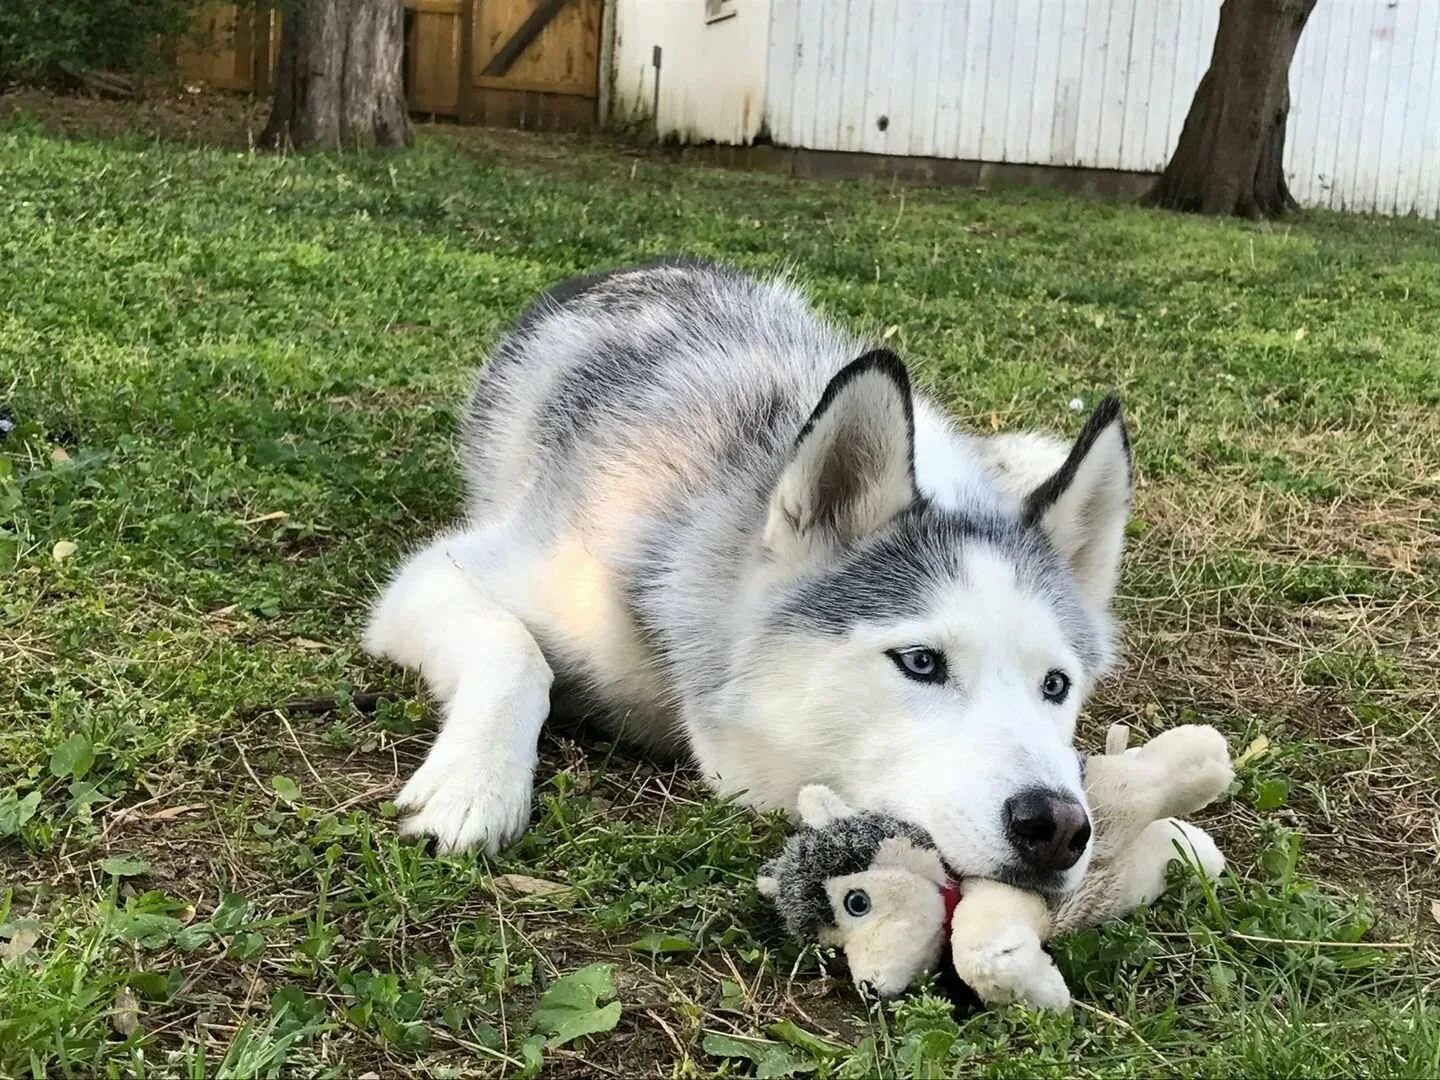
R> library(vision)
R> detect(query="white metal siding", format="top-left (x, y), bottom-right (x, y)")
top-left (763, 0), bottom-right (1440, 217)
top-left (610, 0), bottom-right (771, 145)
top-left (1287, 0), bottom-right (1440, 213)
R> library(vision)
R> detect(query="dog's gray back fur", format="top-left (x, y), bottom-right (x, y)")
top-left (461, 259), bottom-right (1099, 732)
top-left (464, 258), bottom-right (844, 509)
top-left (462, 260), bottom-right (863, 713)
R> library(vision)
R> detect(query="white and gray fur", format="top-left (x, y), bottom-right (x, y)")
top-left (364, 258), bottom-right (1133, 897)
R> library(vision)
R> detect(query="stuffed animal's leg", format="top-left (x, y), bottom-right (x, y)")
top-left (949, 880), bottom-right (1071, 1012)
top-left (1124, 725), bottom-right (1234, 820)
top-left (1053, 819), bottom-right (1224, 935)
top-left (1084, 725), bottom-right (1233, 860)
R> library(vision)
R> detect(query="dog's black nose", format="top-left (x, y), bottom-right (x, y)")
top-left (1003, 789), bottom-right (1090, 873)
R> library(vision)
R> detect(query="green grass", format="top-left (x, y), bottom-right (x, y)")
top-left (3, 95), bottom-right (1439, 1077)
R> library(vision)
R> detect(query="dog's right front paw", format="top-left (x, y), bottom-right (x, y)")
top-left (394, 754), bottom-right (533, 856)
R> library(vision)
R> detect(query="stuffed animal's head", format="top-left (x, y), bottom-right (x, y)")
top-left (758, 786), bottom-right (952, 996)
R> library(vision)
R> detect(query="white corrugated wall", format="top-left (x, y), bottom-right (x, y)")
top-left (610, 0), bottom-right (772, 145)
top-left (761, 0), bottom-right (1440, 217)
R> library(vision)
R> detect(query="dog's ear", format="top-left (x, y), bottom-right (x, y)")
top-left (797, 784), bottom-right (854, 827)
top-left (765, 350), bottom-right (916, 565)
top-left (1023, 396), bottom-right (1131, 612)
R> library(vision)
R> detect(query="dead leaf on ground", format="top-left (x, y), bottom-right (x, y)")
top-left (290, 637), bottom-right (328, 652)
top-left (238, 511), bottom-right (289, 526)
top-left (1235, 735), bottom-right (1271, 769)
top-left (1430, 899), bottom-right (1440, 926)
top-left (2, 929), bottom-right (39, 963)
top-left (111, 987), bottom-right (140, 1036)
top-left (51, 446), bottom-right (71, 463)
top-left (52, 539), bottom-right (78, 562)
top-left (494, 874), bottom-right (570, 898)
top-left (147, 803), bottom-right (207, 822)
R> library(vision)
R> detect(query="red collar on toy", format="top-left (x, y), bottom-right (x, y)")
top-left (940, 879), bottom-right (963, 933)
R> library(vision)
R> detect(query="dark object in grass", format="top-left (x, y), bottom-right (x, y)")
top-left (243, 691), bottom-right (395, 719)
top-left (934, 947), bottom-right (985, 1017)
top-left (0, 406), bottom-right (13, 442)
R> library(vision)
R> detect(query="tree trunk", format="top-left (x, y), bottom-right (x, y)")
top-left (1145, 0), bottom-right (1316, 218)
top-left (261, 0), bottom-right (412, 151)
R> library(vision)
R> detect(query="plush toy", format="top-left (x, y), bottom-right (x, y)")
top-left (756, 724), bottom-right (1233, 1011)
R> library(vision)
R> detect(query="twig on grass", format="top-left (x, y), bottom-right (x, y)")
top-left (280, 712), bottom-right (326, 787)
top-left (1228, 931), bottom-right (1412, 950)
top-left (96, 785), bottom-right (203, 842)
top-left (231, 737), bottom-right (272, 798)
top-left (646, 1008), bottom-right (687, 1060)
top-left (1072, 1000), bottom-right (1172, 1068)
top-left (328, 781), bottom-right (397, 814)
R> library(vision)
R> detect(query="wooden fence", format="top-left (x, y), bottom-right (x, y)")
top-left (177, 0), bottom-right (600, 129)
top-left (178, 2), bottom-right (279, 96)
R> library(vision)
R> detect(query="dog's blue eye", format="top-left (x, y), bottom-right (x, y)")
top-left (1041, 669), bottom-right (1071, 703)
top-left (843, 889), bottom-right (871, 917)
top-left (887, 647), bottom-right (947, 684)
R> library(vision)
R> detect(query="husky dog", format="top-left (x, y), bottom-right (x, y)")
top-left (364, 259), bottom-right (1131, 898)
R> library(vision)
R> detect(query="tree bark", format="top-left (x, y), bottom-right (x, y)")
top-left (261, 0), bottom-right (412, 151)
top-left (1145, 0), bottom-right (1317, 218)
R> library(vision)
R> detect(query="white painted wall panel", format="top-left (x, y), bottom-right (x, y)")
top-left (1281, 0), bottom-right (1440, 216)
top-left (1049, 0), bottom-right (1088, 166)
top-left (766, 0), bottom-right (799, 141)
top-left (1072, 0), bottom-right (1111, 168)
top-left (1001, 2), bottom-right (1039, 163)
top-left (956, 0), bottom-right (992, 161)
top-left (612, 1), bottom-right (1440, 218)
top-left (837, 0), bottom-right (873, 151)
top-left (753, 0), bottom-right (1440, 215)
top-left (610, 0), bottom-right (771, 146)
top-left (1407, 3), bottom-right (1440, 218)
top-left (811, 0), bottom-right (849, 149)
top-left (1027, 0), bottom-right (1065, 164)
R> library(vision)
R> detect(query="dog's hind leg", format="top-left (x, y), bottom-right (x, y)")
top-left (364, 527), bottom-right (552, 855)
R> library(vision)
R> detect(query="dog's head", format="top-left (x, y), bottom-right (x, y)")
top-left (738, 350), bottom-right (1131, 899)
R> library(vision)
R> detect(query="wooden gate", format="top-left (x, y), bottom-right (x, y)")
top-left (179, 1), bottom-right (601, 131)
top-left (405, 0), bottom-right (601, 125)
top-left (466, 0), bottom-right (602, 129)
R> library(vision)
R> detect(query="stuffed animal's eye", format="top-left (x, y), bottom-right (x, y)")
top-left (887, 647), bottom-right (947, 684)
top-left (843, 889), bottom-right (871, 917)
top-left (1041, 669), bottom-right (1071, 703)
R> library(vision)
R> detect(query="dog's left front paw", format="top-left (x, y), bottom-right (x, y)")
top-left (393, 725), bottom-right (535, 856)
